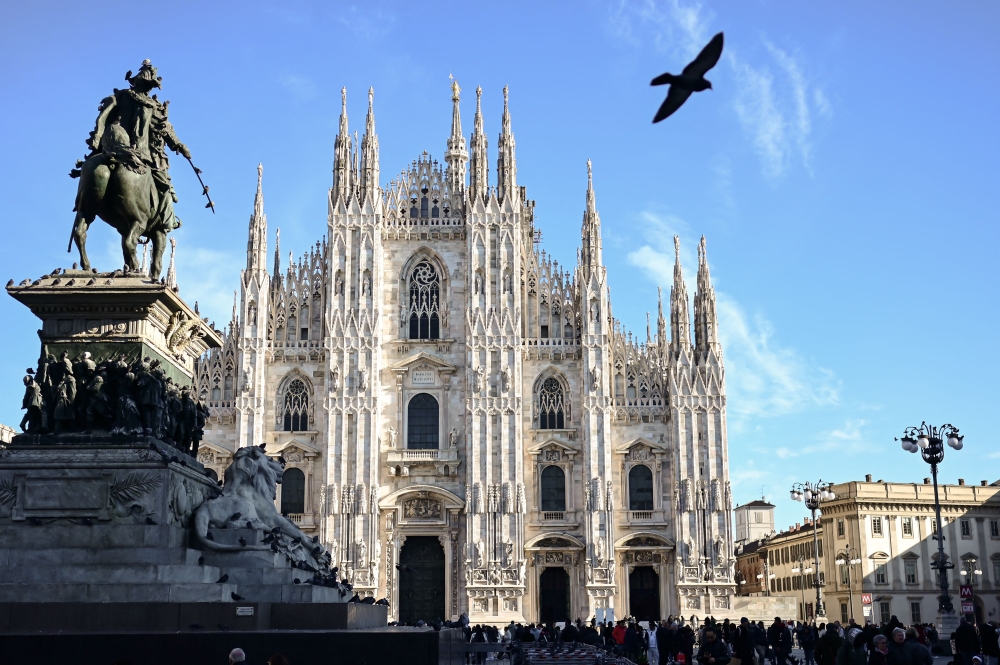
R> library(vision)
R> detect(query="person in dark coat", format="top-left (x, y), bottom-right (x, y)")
top-left (734, 618), bottom-right (757, 665)
top-left (980, 622), bottom-right (999, 665)
top-left (696, 628), bottom-right (732, 665)
top-left (869, 635), bottom-right (890, 665)
top-left (769, 618), bottom-right (792, 665)
top-left (837, 628), bottom-right (869, 665)
top-left (817, 624), bottom-right (845, 665)
top-left (900, 627), bottom-right (932, 665)
top-left (955, 616), bottom-right (982, 665)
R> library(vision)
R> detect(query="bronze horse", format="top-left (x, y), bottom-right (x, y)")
top-left (68, 62), bottom-right (190, 280)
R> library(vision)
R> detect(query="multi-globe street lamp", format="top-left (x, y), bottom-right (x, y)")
top-left (835, 545), bottom-right (862, 622)
top-left (897, 422), bottom-right (963, 618)
top-left (791, 553), bottom-right (814, 621)
top-left (791, 480), bottom-right (836, 619)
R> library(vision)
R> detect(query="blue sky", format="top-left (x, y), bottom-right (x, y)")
top-left (1, 1), bottom-right (997, 531)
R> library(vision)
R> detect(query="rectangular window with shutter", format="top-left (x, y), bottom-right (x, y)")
top-left (902, 517), bottom-right (913, 537)
top-left (961, 520), bottom-right (972, 537)
top-left (905, 562), bottom-right (917, 584)
top-left (991, 520), bottom-right (999, 538)
top-left (837, 520), bottom-right (845, 538)
top-left (875, 562), bottom-right (888, 584)
top-left (872, 516), bottom-right (883, 536)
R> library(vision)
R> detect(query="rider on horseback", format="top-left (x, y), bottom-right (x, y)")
top-left (70, 59), bottom-right (194, 279)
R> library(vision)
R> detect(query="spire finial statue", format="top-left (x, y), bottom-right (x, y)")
top-left (166, 237), bottom-right (177, 289)
top-left (587, 159), bottom-right (593, 190)
top-left (450, 73), bottom-right (460, 101)
top-left (341, 86), bottom-right (347, 111)
top-left (674, 234), bottom-right (681, 263)
top-left (368, 86), bottom-right (373, 107)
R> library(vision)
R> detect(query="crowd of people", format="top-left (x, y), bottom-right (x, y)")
top-left (460, 613), bottom-right (1000, 665)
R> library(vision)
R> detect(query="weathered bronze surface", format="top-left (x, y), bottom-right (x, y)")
top-left (68, 60), bottom-right (198, 279)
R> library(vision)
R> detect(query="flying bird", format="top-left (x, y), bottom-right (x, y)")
top-left (238, 537), bottom-right (247, 547)
top-left (230, 592), bottom-right (244, 601)
top-left (216, 574), bottom-right (229, 584)
top-left (145, 517), bottom-right (157, 525)
top-left (396, 563), bottom-right (414, 573)
top-left (198, 556), bottom-right (205, 566)
top-left (650, 31), bottom-right (724, 123)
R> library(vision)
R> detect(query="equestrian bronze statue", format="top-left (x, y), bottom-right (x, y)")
top-left (68, 60), bottom-right (212, 279)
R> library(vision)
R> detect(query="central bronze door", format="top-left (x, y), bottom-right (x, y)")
top-left (539, 567), bottom-right (570, 623)
top-left (629, 566), bottom-right (660, 621)
top-left (398, 536), bottom-right (445, 624)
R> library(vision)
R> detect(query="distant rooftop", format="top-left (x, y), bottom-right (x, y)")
top-left (737, 499), bottom-right (775, 508)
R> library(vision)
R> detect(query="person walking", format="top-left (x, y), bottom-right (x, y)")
top-left (734, 617), bottom-right (758, 665)
top-left (816, 623), bottom-right (845, 665)
top-left (696, 627), bottom-right (732, 665)
top-left (648, 621), bottom-right (661, 665)
top-left (868, 636), bottom-right (890, 665)
top-left (800, 623), bottom-right (818, 665)
top-left (955, 616), bottom-right (982, 665)
top-left (980, 621), bottom-right (999, 665)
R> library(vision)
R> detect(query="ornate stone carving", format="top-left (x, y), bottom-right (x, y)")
top-left (403, 497), bottom-right (442, 519)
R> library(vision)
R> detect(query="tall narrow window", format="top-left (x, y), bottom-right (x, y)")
top-left (961, 519), bottom-right (971, 537)
top-left (902, 517), bottom-right (913, 537)
top-left (837, 519), bottom-right (845, 538)
top-left (540, 465), bottom-right (566, 511)
top-left (872, 517), bottom-right (883, 536)
top-left (407, 393), bottom-right (439, 449)
top-left (628, 465), bottom-right (654, 511)
top-left (875, 562), bottom-right (888, 584)
top-left (536, 378), bottom-right (565, 429)
top-left (407, 261), bottom-right (441, 340)
top-left (281, 379), bottom-right (309, 431)
top-left (280, 467), bottom-right (305, 514)
top-left (905, 561), bottom-right (917, 584)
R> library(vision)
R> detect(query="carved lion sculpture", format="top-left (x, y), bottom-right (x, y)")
top-left (193, 443), bottom-right (331, 571)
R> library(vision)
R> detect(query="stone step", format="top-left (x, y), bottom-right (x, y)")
top-left (0, 582), bottom-right (239, 603)
top-left (0, 547), bottom-right (204, 567)
top-left (0, 564), bottom-right (222, 585)
top-left (201, 549), bottom-right (291, 569)
top-left (233, 583), bottom-right (347, 604)
top-left (0, 523), bottom-right (189, 550)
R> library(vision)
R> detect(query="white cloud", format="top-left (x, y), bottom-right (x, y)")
top-left (772, 419), bottom-right (869, 459)
top-left (718, 295), bottom-right (840, 417)
top-left (730, 56), bottom-right (787, 181)
top-left (608, 0), bottom-right (712, 58)
top-left (627, 211), bottom-right (840, 419)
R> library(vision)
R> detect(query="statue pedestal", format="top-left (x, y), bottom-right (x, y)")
top-left (7, 268), bottom-right (222, 384)
top-left (0, 272), bottom-right (360, 633)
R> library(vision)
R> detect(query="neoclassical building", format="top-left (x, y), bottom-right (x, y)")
top-left (195, 83), bottom-right (734, 624)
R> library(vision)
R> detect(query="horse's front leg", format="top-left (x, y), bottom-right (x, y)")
top-left (148, 228), bottom-right (167, 280)
top-left (72, 213), bottom-right (94, 271)
top-left (121, 222), bottom-right (142, 272)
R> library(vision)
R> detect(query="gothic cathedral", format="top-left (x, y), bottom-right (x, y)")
top-left (195, 83), bottom-right (734, 624)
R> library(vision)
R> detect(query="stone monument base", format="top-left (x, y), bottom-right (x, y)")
top-left (0, 439), bottom-right (352, 625)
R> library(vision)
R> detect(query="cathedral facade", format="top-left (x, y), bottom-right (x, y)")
top-left (195, 83), bottom-right (734, 624)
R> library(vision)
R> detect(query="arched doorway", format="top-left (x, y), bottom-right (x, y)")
top-left (398, 536), bottom-right (445, 624)
top-left (539, 568), bottom-right (570, 623)
top-left (629, 566), bottom-right (660, 621)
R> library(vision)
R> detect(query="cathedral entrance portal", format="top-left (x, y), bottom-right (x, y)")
top-left (629, 566), bottom-right (660, 621)
top-left (398, 536), bottom-right (445, 625)
top-left (539, 568), bottom-right (570, 623)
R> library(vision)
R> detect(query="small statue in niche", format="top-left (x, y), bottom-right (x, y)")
top-left (386, 427), bottom-right (397, 449)
top-left (449, 428), bottom-right (459, 448)
top-left (500, 366), bottom-right (511, 393)
top-left (330, 366), bottom-right (341, 391)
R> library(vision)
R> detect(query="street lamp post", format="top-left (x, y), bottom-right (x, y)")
top-left (791, 480), bottom-right (835, 619)
top-left (791, 554), bottom-right (814, 622)
top-left (897, 422), bottom-right (963, 631)
top-left (757, 561), bottom-right (776, 597)
top-left (835, 546), bottom-right (862, 622)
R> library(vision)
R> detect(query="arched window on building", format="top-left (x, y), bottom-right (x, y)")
top-left (628, 465), bottom-right (654, 511)
top-left (281, 379), bottom-right (309, 431)
top-left (536, 378), bottom-right (565, 429)
top-left (407, 261), bottom-right (441, 340)
top-left (540, 465), bottom-right (566, 512)
top-left (407, 393), bottom-right (439, 449)
top-left (280, 467), bottom-right (305, 515)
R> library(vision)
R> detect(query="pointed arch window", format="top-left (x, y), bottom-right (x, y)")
top-left (628, 465), bottom-right (654, 511)
top-left (536, 378), bottom-right (566, 429)
top-left (280, 379), bottom-right (309, 431)
top-left (407, 260), bottom-right (441, 340)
